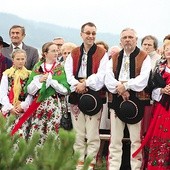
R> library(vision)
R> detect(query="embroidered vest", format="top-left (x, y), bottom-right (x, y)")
top-left (70, 46), bottom-right (106, 104)
top-left (8, 77), bottom-right (29, 104)
top-left (108, 49), bottom-right (149, 108)
top-left (71, 46), bottom-right (105, 76)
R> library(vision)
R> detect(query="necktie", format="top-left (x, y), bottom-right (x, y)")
top-left (14, 46), bottom-right (19, 50)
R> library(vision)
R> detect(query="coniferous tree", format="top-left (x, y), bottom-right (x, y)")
top-left (0, 115), bottom-right (97, 170)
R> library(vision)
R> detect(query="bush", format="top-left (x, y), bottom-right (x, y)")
top-left (0, 114), bottom-right (92, 170)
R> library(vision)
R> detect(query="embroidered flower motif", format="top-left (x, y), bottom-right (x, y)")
top-left (57, 70), bottom-right (62, 76)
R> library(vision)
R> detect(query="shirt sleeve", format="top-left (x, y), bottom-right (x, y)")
top-left (27, 75), bottom-right (43, 95)
top-left (0, 75), bottom-right (13, 112)
top-left (152, 88), bottom-right (162, 101)
top-left (64, 54), bottom-right (80, 92)
top-left (85, 53), bottom-right (109, 91)
top-left (104, 59), bottom-right (121, 93)
top-left (125, 55), bottom-right (151, 92)
top-left (20, 94), bottom-right (33, 111)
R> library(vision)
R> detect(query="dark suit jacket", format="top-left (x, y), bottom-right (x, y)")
top-left (2, 43), bottom-right (39, 70)
top-left (0, 53), bottom-right (13, 81)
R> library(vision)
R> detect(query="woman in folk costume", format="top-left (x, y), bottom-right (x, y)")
top-left (0, 49), bottom-right (32, 138)
top-left (11, 42), bottom-right (70, 145)
top-left (133, 40), bottom-right (170, 170)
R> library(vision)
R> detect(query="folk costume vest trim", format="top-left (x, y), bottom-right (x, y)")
top-left (69, 43), bottom-right (106, 104)
top-left (71, 43), bottom-right (105, 78)
top-left (108, 47), bottom-right (147, 110)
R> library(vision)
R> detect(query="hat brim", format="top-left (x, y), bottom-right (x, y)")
top-left (117, 100), bottom-right (143, 124)
top-left (2, 42), bottom-right (10, 47)
top-left (78, 89), bottom-right (102, 116)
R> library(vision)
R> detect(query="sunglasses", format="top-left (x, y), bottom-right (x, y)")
top-left (82, 31), bottom-right (96, 36)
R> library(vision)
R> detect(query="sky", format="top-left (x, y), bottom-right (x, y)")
top-left (0, 0), bottom-right (169, 42)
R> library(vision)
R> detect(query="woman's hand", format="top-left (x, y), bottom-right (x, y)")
top-left (39, 73), bottom-right (49, 83)
top-left (161, 84), bottom-right (170, 95)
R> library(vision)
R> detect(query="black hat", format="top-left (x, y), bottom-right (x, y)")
top-left (78, 90), bottom-right (102, 116)
top-left (117, 100), bottom-right (143, 124)
top-left (0, 36), bottom-right (9, 47)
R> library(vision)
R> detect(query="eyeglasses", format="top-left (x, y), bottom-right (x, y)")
top-left (82, 31), bottom-right (96, 36)
top-left (63, 52), bottom-right (71, 55)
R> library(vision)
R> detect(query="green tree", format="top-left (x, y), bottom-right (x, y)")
top-left (0, 115), bottom-right (93, 170)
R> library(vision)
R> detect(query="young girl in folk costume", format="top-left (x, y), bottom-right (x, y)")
top-left (0, 49), bottom-right (32, 138)
top-left (11, 42), bottom-right (70, 144)
top-left (133, 40), bottom-right (170, 170)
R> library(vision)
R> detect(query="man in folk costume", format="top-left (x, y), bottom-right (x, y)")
top-left (64, 22), bottom-right (108, 170)
top-left (105, 28), bottom-right (151, 170)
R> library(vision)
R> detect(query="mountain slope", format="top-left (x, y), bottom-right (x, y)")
top-left (0, 12), bottom-right (120, 49)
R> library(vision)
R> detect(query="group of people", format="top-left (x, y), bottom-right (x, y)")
top-left (0, 23), bottom-right (170, 170)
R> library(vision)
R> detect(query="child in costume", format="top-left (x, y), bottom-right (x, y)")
top-left (0, 49), bottom-right (32, 138)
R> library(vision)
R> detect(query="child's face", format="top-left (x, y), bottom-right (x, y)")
top-left (13, 52), bottom-right (26, 69)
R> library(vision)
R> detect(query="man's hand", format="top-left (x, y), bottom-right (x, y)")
top-left (116, 83), bottom-right (126, 95)
top-left (121, 91), bottom-right (130, 101)
top-left (75, 82), bottom-right (87, 94)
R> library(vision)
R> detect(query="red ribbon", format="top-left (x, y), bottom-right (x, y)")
top-left (8, 87), bottom-right (14, 104)
top-left (132, 105), bottom-right (157, 158)
top-left (11, 97), bottom-right (41, 136)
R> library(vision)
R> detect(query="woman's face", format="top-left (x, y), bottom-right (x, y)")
top-left (164, 44), bottom-right (170, 60)
top-left (62, 47), bottom-right (72, 60)
top-left (13, 52), bottom-right (26, 69)
top-left (45, 44), bottom-right (58, 63)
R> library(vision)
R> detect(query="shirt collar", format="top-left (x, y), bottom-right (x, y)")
top-left (12, 43), bottom-right (23, 49)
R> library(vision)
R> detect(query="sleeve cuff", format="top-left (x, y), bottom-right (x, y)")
top-left (123, 82), bottom-right (129, 90)
top-left (85, 79), bottom-right (89, 87)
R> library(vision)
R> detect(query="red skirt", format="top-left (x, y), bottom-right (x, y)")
top-left (146, 102), bottom-right (170, 169)
top-left (133, 102), bottom-right (170, 169)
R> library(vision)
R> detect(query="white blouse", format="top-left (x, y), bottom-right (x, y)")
top-left (0, 74), bottom-right (33, 113)
top-left (152, 66), bottom-right (170, 102)
top-left (27, 62), bottom-right (68, 96)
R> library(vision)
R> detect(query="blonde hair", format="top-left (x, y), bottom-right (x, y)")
top-left (61, 42), bottom-right (77, 53)
top-left (11, 49), bottom-right (27, 59)
top-left (163, 40), bottom-right (170, 50)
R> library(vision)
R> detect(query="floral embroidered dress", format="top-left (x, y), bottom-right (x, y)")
top-left (0, 66), bottom-right (32, 138)
top-left (133, 63), bottom-right (170, 170)
top-left (11, 61), bottom-right (70, 145)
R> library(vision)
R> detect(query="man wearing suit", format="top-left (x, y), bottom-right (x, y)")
top-left (2, 25), bottom-right (39, 70)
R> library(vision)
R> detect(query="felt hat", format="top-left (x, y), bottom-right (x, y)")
top-left (117, 100), bottom-right (143, 124)
top-left (0, 36), bottom-right (9, 47)
top-left (78, 89), bottom-right (102, 116)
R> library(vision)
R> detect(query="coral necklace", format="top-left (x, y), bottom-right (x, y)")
top-left (44, 61), bottom-right (56, 74)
